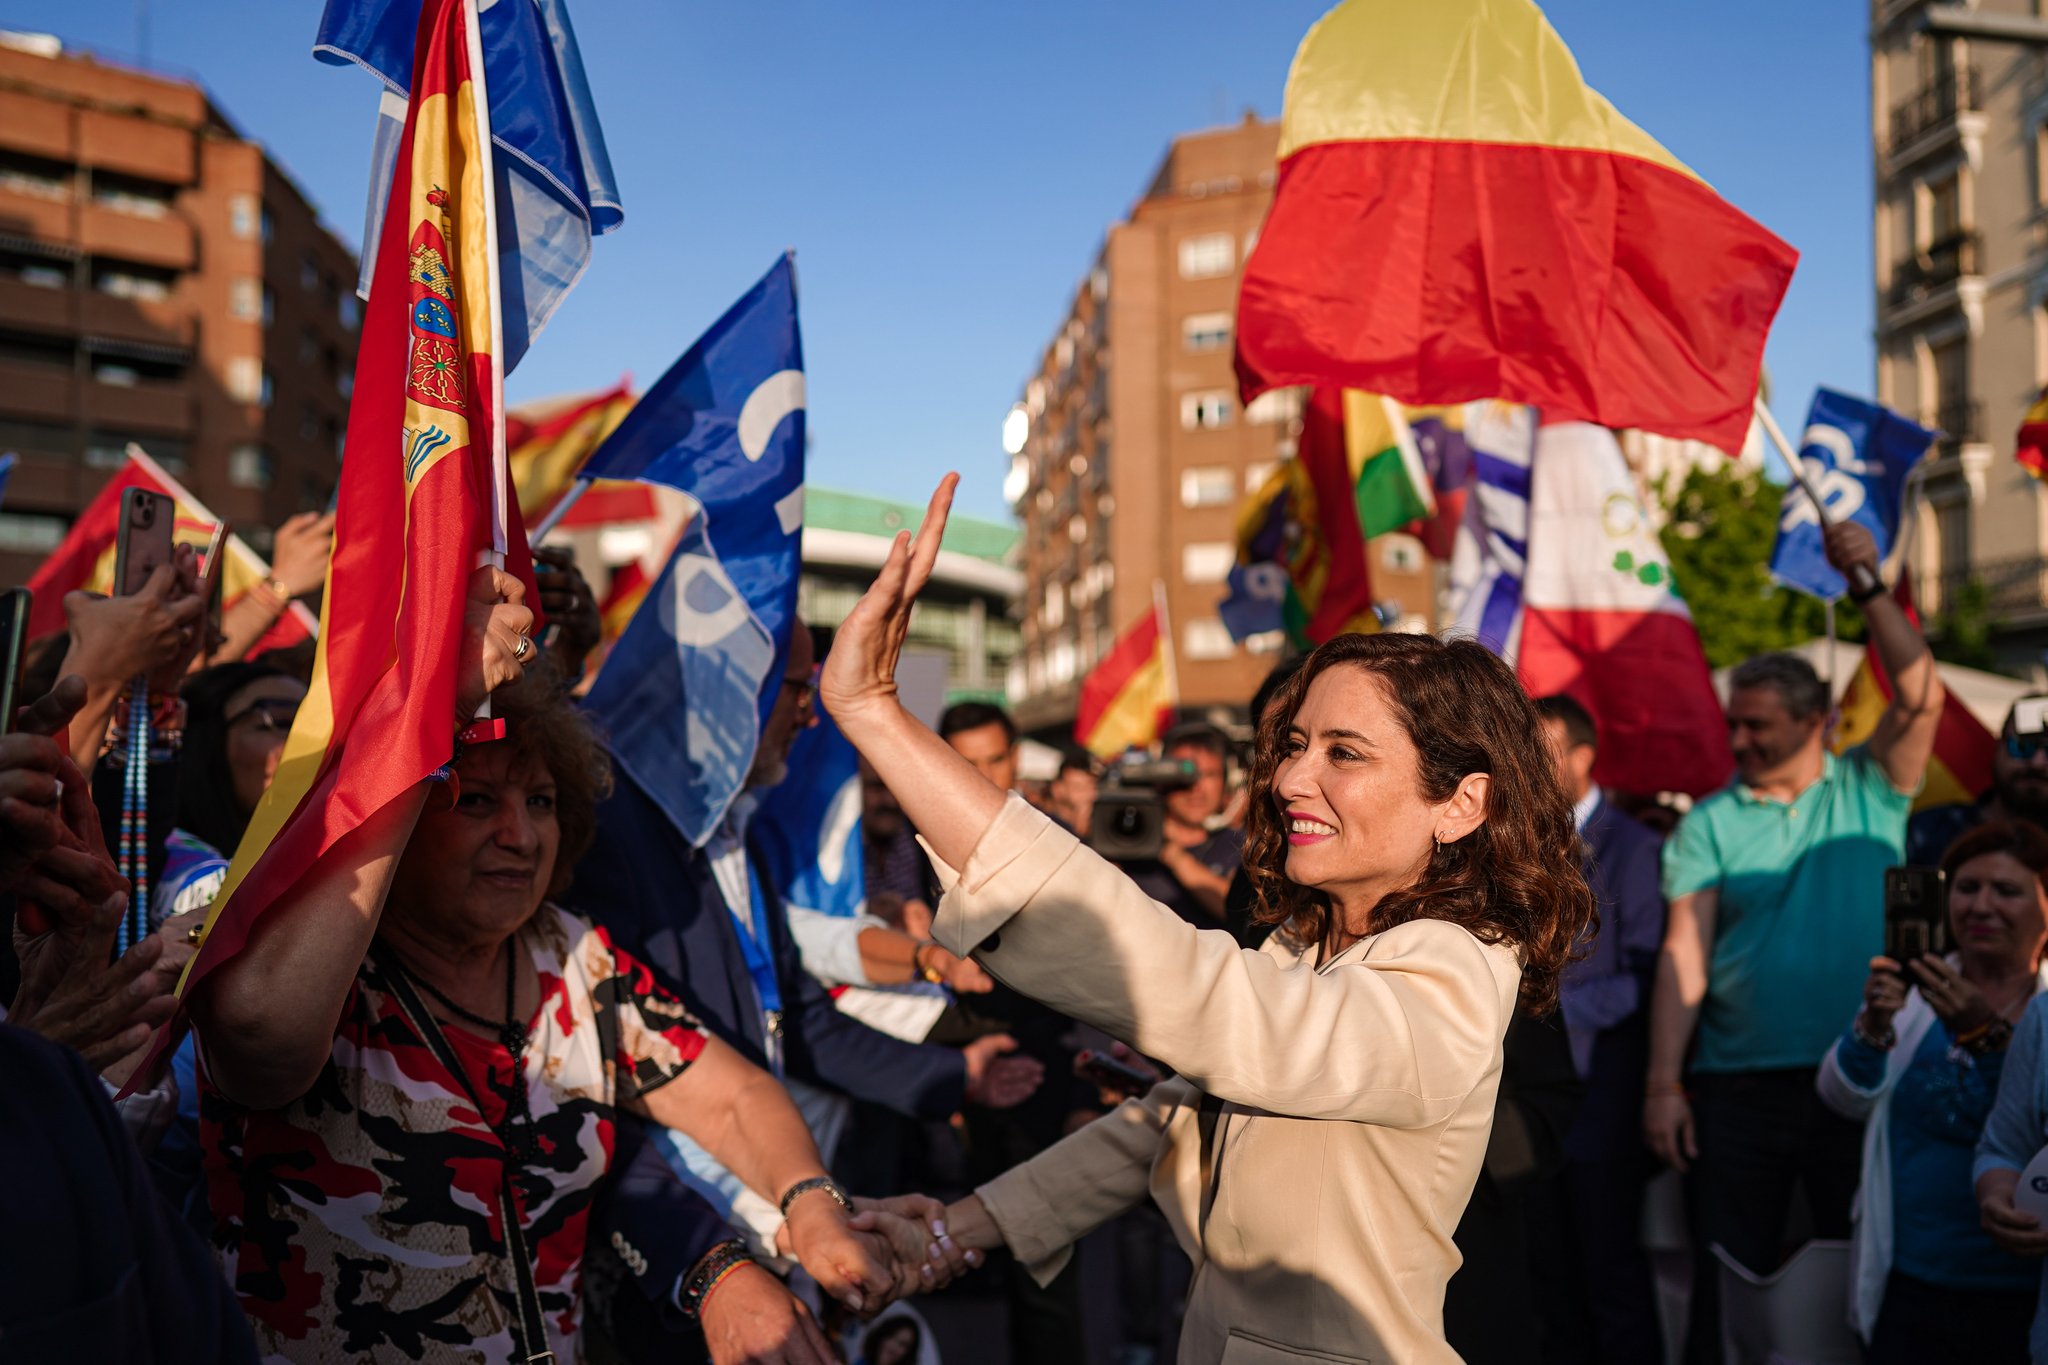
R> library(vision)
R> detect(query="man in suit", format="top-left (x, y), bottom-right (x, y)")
top-left (1531, 694), bottom-right (1667, 1364)
top-left (568, 620), bottom-right (1037, 1362)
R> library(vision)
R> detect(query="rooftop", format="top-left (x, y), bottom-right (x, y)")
top-left (804, 486), bottom-right (1017, 565)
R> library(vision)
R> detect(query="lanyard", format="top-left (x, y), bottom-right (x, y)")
top-left (735, 857), bottom-right (783, 1022)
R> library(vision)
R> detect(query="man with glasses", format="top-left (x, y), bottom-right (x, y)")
top-left (1905, 697), bottom-right (2048, 865)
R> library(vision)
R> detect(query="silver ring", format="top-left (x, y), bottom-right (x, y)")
top-left (513, 634), bottom-right (532, 662)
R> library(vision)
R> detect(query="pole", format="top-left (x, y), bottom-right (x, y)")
top-left (1152, 579), bottom-right (1180, 746)
top-left (1752, 396), bottom-right (1884, 600)
top-left (528, 479), bottom-right (591, 545)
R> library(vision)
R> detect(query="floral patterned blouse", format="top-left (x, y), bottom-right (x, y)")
top-left (201, 905), bottom-right (709, 1363)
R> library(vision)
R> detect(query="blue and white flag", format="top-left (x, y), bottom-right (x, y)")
top-left (580, 256), bottom-right (805, 846)
top-left (584, 515), bottom-right (774, 848)
top-left (1217, 561), bottom-right (1287, 641)
top-left (1768, 388), bottom-right (1935, 602)
top-left (315, 0), bottom-right (622, 374)
top-left (751, 706), bottom-right (867, 922)
top-left (581, 254), bottom-right (805, 729)
top-left (1447, 402), bottom-right (1534, 658)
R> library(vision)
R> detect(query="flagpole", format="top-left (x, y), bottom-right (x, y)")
top-left (1752, 396), bottom-right (1883, 600)
top-left (528, 478), bottom-right (590, 545)
top-left (460, 0), bottom-right (508, 568)
top-left (1152, 579), bottom-right (1180, 737)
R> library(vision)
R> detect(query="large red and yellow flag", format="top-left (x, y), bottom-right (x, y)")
top-left (166, 0), bottom-right (535, 1022)
top-left (1076, 606), bottom-right (1176, 760)
top-left (1834, 579), bottom-right (1994, 812)
top-left (1235, 0), bottom-right (1798, 459)
top-left (24, 448), bottom-right (316, 654)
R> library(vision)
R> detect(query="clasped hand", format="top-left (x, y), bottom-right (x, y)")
top-left (772, 1188), bottom-right (978, 1317)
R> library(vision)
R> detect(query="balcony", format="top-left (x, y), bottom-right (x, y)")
top-left (1885, 230), bottom-right (1981, 313)
top-left (0, 357), bottom-right (76, 422)
top-left (79, 203), bottom-right (194, 272)
top-left (81, 291), bottom-right (195, 352)
top-left (86, 375), bottom-right (193, 434)
top-left (1931, 398), bottom-right (1982, 451)
top-left (1890, 66), bottom-right (1981, 152)
top-left (0, 186), bottom-right (72, 245)
top-left (1935, 555), bottom-right (2048, 621)
top-left (0, 272), bottom-right (74, 333)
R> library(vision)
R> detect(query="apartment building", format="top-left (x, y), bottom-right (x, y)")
top-left (1871, 1), bottom-right (2048, 653)
top-left (1004, 113), bottom-right (1434, 737)
top-left (0, 33), bottom-right (358, 585)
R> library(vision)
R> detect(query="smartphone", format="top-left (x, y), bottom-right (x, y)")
top-left (199, 520), bottom-right (229, 647)
top-left (1884, 865), bottom-right (1949, 964)
top-left (112, 487), bottom-right (176, 597)
top-left (0, 588), bottom-right (29, 735)
top-left (1074, 1049), bottom-right (1157, 1099)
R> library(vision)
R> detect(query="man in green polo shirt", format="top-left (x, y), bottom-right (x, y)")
top-left (1644, 521), bottom-right (1943, 1365)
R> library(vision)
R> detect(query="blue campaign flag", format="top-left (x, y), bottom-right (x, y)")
top-left (751, 706), bottom-right (867, 920)
top-left (580, 254), bottom-right (806, 729)
top-left (1768, 388), bottom-right (1936, 601)
top-left (583, 515), bottom-right (774, 847)
top-left (315, 0), bottom-right (622, 374)
top-left (1218, 561), bottom-right (1287, 641)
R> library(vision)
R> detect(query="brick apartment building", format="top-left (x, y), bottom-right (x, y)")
top-left (1003, 113), bottom-right (1435, 737)
top-left (0, 32), bottom-right (358, 586)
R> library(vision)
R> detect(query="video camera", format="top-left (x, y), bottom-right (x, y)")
top-left (1089, 756), bottom-right (1197, 861)
top-left (2009, 696), bottom-right (2048, 761)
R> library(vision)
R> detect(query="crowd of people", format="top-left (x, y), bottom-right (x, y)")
top-left (8, 493), bottom-right (2048, 1365)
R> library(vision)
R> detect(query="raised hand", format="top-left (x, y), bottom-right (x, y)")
top-left (532, 545), bottom-right (601, 677)
top-left (62, 560), bottom-right (207, 692)
top-left (818, 474), bottom-right (957, 727)
top-left (269, 511), bottom-right (336, 600)
top-left (456, 565), bottom-right (536, 724)
top-left (963, 1032), bottom-right (1045, 1109)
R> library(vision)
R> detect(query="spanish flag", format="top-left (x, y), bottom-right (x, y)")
top-left (23, 447), bottom-right (316, 654)
top-left (1076, 606), bottom-right (1176, 760)
top-left (162, 0), bottom-right (535, 1034)
top-left (1834, 579), bottom-right (1993, 812)
top-left (507, 382), bottom-right (654, 526)
top-left (1236, 0), bottom-right (1798, 459)
top-left (2017, 388), bottom-right (2048, 482)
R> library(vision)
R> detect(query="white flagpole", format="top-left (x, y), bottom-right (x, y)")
top-left (460, 0), bottom-right (507, 568)
top-left (1152, 578), bottom-right (1180, 745)
top-left (1752, 395), bottom-right (1883, 600)
top-left (528, 478), bottom-right (591, 545)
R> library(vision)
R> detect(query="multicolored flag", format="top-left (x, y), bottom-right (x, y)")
top-left (1236, 0), bottom-right (1798, 458)
top-left (1835, 578), bottom-right (1994, 812)
top-left (506, 381), bottom-right (639, 522)
top-left (1343, 392), bottom-right (1434, 538)
top-left (1076, 602), bottom-right (1176, 760)
top-left (167, 0), bottom-right (530, 1028)
top-left (1403, 405), bottom-right (1473, 560)
top-left (580, 256), bottom-right (806, 846)
top-left (23, 447), bottom-right (316, 653)
top-left (1769, 389), bottom-right (1934, 602)
top-left (596, 557), bottom-right (649, 646)
top-left (317, 0), bottom-right (620, 373)
top-left (2017, 388), bottom-right (2048, 482)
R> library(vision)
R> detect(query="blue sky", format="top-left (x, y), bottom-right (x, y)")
top-left (12, 1), bottom-right (1869, 520)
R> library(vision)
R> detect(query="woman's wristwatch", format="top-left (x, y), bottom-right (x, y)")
top-left (779, 1176), bottom-right (854, 1218)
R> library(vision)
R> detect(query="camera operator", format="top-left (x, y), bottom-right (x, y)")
top-left (1820, 822), bottom-right (2048, 1364)
top-left (1116, 722), bottom-right (1241, 929)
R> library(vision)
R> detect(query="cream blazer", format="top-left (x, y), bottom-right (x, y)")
top-left (930, 796), bottom-right (1522, 1365)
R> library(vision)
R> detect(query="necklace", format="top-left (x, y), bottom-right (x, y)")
top-left (408, 944), bottom-right (541, 1167)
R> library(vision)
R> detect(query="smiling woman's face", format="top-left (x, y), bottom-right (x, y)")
top-left (389, 741), bottom-right (559, 943)
top-left (1271, 665), bottom-right (1442, 911)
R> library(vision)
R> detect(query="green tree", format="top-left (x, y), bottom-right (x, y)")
top-left (1929, 578), bottom-right (2000, 673)
top-left (1657, 462), bottom-right (1856, 669)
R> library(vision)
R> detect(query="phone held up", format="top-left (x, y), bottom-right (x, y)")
top-left (1884, 865), bottom-right (1949, 965)
top-left (113, 487), bottom-right (176, 598)
top-left (1073, 1048), bottom-right (1155, 1100)
top-left (0, 587), bottom-right (29, 736)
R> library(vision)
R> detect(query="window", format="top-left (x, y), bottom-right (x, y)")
top-left (229, 277), bottom-right (263, 320)
top-left (300, 330), bottom-right (322, 365)
top-left (260, 206), bottom-right (275, 245)
top-left (17, 262), bottom-right (64, 290)
top-left (1923, 172), bottom-right (1962, 247)
top-left (262, 285), bottom-right (276, 327)
top-left (228, 444), bottom-right (273, 489)
top-left (91, 171), bottom-right (173, 219)
top-left (261, 369), bottom-right (276, 408)
top-left (0, 513), bottom-right (66, 555)
top-left (1178, 233), bottom-right (1234, 279)
top-left (1244, 460), bottom-right (1278, 491)
top-left (227, 357), bottom-right (263, 405)
top-left (1936, 498), bottom-right (1970, 584)
top-left (1182, 311), bottom-right (1232, 352)
top-left (1181, 391), bottom-right (1233, 431)
top-left (1183, 618), bottom-right (1236, 660)
top-left (1181, 541), bottom-right (1235, 583)
top-left (1041, 589), bottom-right (1066, 630)
top-left (96, 264), bottom-right (173, 302)
top-left (230, 193), bottom-right (260, 239)
top-left (92, 361), bottom-right (139, 388)
top-left (1245, 388), bottom-right (1305, 425)
top-left (301, 252), bottom-right (322, 292)
top-left (87, 432), bottom-right (185, 470)
top-left (0, 418), bottom-right (72, 456)
top-left (340, 291), bottom-right (361, 330)
top-left (0, 151), bottom-right (69, 202)
top-left (337, 369), bottom-right (354, 400)
top-left (1180, 465), bottom-right (1236, 507)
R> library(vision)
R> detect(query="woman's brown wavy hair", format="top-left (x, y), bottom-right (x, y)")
top-left (1244, 633), bottom-right (1594, 1015)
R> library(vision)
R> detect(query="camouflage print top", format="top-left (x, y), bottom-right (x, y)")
top-left (200, 904), bottom-right (709, 1363)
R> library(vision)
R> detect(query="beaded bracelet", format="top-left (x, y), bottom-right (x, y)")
top-left (679, 1239), bottom-right (754, 1321)
top-left (1955, 1018), bottom-right (2014, 1056)
top-left (779, 1176), bottom-right (854, 1217)
top-left (1852, 1013), bottom-right (1897, 1052)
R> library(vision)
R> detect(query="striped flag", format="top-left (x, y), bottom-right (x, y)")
top-left (1236, 0), bottom-right (1796, 457)
top-left (1076, 605), bottom-right (1176, 760)
top-left (162, 0), bottom-right (534, 1044)
top-left (507, 382), bottom-right (639, 522)
top-left (1834, 578), bottom-right (1994, 811)
top-left (1449, 403), bottom-right (1534, 657)
top-left (23, 447), bottom-right (316, 654)
top-left (2018, 387), bottom-right (2048, 482)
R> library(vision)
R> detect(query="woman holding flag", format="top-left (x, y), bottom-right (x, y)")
top-left (186, 568), bottom-right (907, 1363)
top-left (823, 476), bottom-right (1592, 1364)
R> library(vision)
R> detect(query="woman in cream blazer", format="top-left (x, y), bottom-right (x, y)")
top-left (826, 479), bottom-right (1592, 1364)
